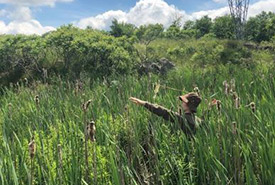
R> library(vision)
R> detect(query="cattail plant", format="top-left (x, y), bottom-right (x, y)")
top-left (82, 99), bottom-right (92, 112)
top-left (57, 144), bottom-right (63, 184)
top-left (82, 99), bottom-right (92, 183)
top-left (75, 80), bottom-right (83, 95)
top-left (230, 79), bottom-right (236, 92)
top-left (86, 121), bottom-right (96, 142)
top-left (28, 136), bottom-right (36, 159)
top-left (223, 81), bottom-right (230, 95)
top-left (216, 100), bottom-right (221, 112)
top-left (232, 121), bottom-right (237, 135)
top-left (249, 102), bottom-right (256, 113)
top-left (28, 136), bottom-right (36, 185)
top-left (235, 97), bottom-right (240, 109)
top-left (86, 121), bottom-right (97, 185)
top-left (211, 99), bottom-right (221, 112)
top-left (232, 92), bottom-right (238, 101)
top-left (34, 95), bottom-right (39, 106)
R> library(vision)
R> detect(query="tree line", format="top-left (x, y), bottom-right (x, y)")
top-left (0, 11), bottom-right (274, 87)
top-left (109, 11), bottom-right (275, 42)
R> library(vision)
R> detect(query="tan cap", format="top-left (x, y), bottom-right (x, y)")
top-left (179, 92), bottom-right (201, 113)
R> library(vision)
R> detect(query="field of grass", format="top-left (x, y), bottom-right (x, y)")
top-left (0, 63), bottom-right (274, 185)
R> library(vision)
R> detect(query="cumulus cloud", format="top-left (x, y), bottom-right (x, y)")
top-left (0, 19), bottom-right (55, 35)
top-left (77, 10), bottom-right (127, 30)
top-left (192, 0), bottom-right (275, 20)
top-left (8, 6), bottom-right (32, 21)
top-left (75, 0), bottom-right (275, 30)
top-left (1, 0), bottom-right (275, 35)
top-left (191, 7), bottom-right (228, 20)
top-left (76, 0), bottom-right (189, 30)
top-left (0, 0), bottom-right (73, 35)
top-left (126, 0), bottom-right (188, 26)
top-left (248, 0), bottom-right (275, 17)
top-left (0, 0), bottom-right (73, 7)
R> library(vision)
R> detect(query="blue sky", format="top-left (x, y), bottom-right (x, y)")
top-left (0, 0), bottom-right (274, 34)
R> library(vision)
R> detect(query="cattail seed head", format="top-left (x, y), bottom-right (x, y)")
top-left (57, 144), bottom-right (63, 167)
top-left (235, 97), bottom-right (240, 109)
top-left (230, 79), bottom-right (235, 91)
top-left (124, 105), bottom-right (128, 111)
top-left (34, 95), bottom-right (39, 105)
top-left (75, 80), bottom-right (83, 94)
top-left (216, 100), bottom-right (221, 111)
top-left (28, 136), bottom-right (36, 159)
top-left (211, 99), bottom-right (221, 111)
top-left (86, 121), bottom-right (96, 142)
top-left (82, 99), bottom-right (92, 112)
top-left (232, 121), bottom-right (237, 135)
top-left (223, 81), bottom-right (229, 95)
top-left (249, 102), bottom-right (256, 113)
top-left (232, 92), bottom-right (238, 100)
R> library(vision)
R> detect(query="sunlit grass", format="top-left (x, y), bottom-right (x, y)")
top-left (0, 65), bottom-right (274, 185)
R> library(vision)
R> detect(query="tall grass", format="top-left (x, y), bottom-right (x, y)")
top-left (0, 64), bottom-right (274, 185)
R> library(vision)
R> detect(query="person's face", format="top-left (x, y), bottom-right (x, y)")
top-left (179, 95), bottom-right (192, 114)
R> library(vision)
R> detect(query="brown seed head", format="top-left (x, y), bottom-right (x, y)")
top-left (249, 102), bottom-right (256, 113)
top-left (235, 97), bottom-right (240, 109)
top-left (82, 99), bottom-right (92, 112)
top-left (216, 100), bottom-right (221, 111)
top-left (86, 121), bottom-right (96, 142)
top-left (223, 81), bottom-right (230, 95)
top-left (232, 92), bottom-right (238, 100)
top-left (57, 144), bottom-right (63, 165)
top-left (28, 136), bottom-right (36, 159)
top-left (232, 121), bottom-right (237, 135)
top-left (34, 95), bottom-right (39, 105)
top-left (230, 79), bottom-right (235, 91)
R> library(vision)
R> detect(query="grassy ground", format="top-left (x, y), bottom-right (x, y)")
top-left (0, 64), bottom-right (274, 185)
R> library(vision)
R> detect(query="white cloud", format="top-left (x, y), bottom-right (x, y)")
top-left (191, 7), bottom-right (229, 20)
top-left (0, 0), bottom-right (73, 7)
top-left (75, 0), bottom-right (189, 30)
top-left (77, 10), bottom-right (127, 30)
top-left (0, 20), bottom-right (55, 35)
top-left (1, 0), bottom-right (275, 35)
top-left (0, 0), bottom-right (72, 35)
top-left (8, 6), bottom-right (32, 21)
top-left (126, 0), bottom-right (188, 26)
top-left (212, 0), bottom-right (227, 3)
top-left (75, 0), bottom-right (275, 30)
top-left (248, 0), bottom-right (275, 17)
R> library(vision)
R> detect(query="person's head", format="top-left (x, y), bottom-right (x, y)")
top-left (179, 92), bottom-right (201, 113)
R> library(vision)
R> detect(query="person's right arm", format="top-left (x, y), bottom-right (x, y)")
top-left (129, 97), bottom-right (196, 135)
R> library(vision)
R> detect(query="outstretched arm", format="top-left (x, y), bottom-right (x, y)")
top-left (129, 97), bottom-right (182, 123)
top-left (129, 97), bottom-right (196, 135)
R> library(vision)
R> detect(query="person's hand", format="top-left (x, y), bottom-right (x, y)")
top-left (129, 97), bottom-right (146, 106)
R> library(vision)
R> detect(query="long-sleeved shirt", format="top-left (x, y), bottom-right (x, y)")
top-left (144, 102), bottom-right (198, 135)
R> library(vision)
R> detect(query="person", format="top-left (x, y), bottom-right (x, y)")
top-left (129, 92), bottom-right (202, 136)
